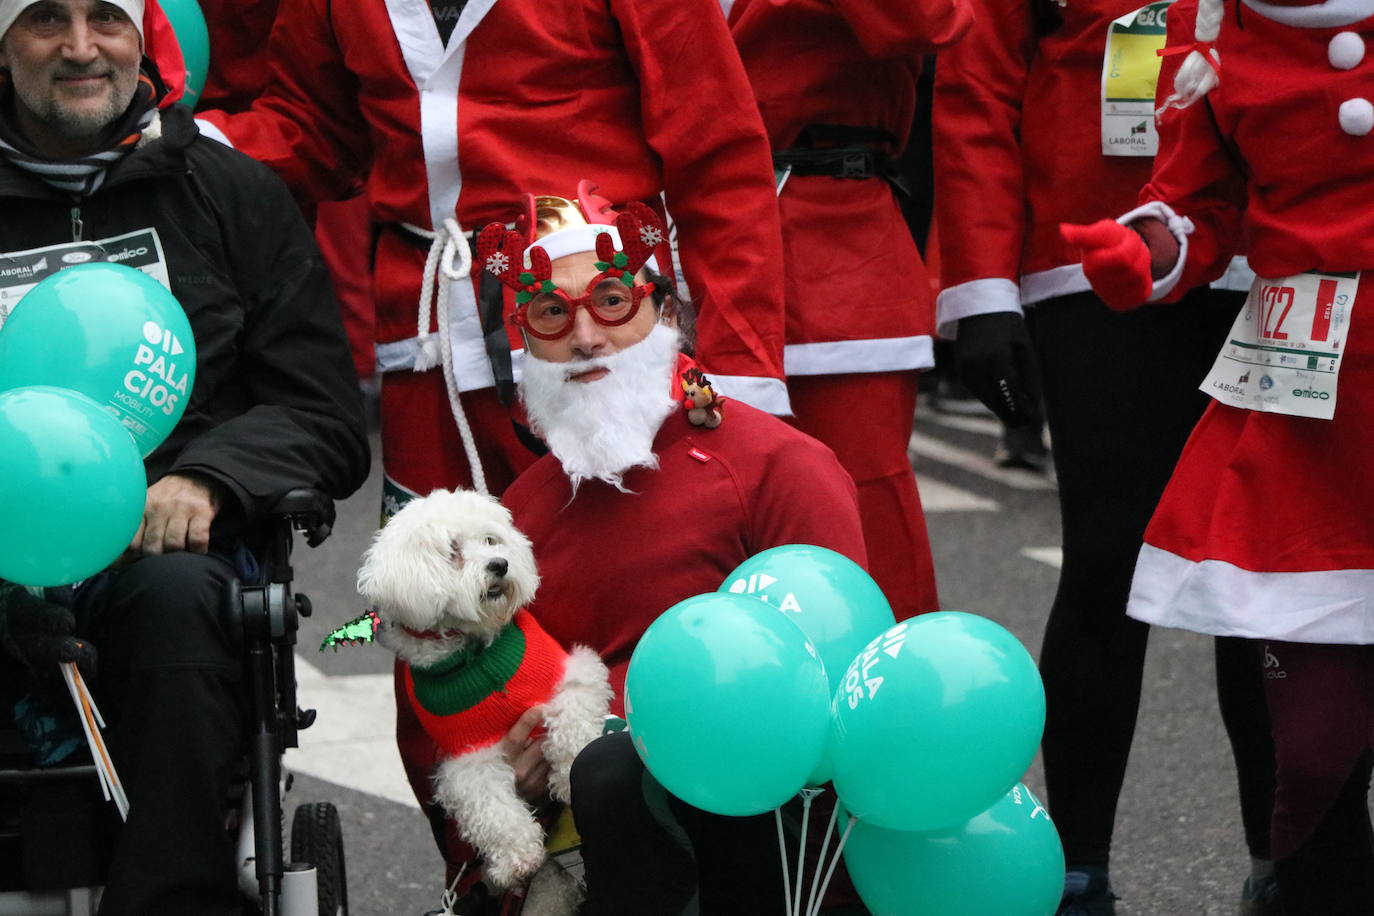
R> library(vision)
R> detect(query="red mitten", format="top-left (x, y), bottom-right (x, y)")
top-left (1060, 220), bottom-right (1153, 311)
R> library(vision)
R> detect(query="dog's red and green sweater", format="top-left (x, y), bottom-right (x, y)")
top-left (401, 610), bottom-right (568, 754)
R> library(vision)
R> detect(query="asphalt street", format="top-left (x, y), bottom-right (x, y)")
top-left (283, 398), bottom-right (1266, 916)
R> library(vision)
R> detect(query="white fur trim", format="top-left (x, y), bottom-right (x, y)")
top-left (705, 374), bottom-right (791, 415)
top-left (1339, 98), bottom-right (1374, 136)
top-left (1020, 264), bottom-right (1091, 306)
top-left (1118, 201), bottom-right (1193, 302)
top-left (1242, 0), bottom-right (1374, 28)
top-left (1329, 31), bottom-right (1366, 69)
top-left (783, 335), bottom-right (934, 375)
top-left (541, 645), bottom-right (612, 804)
top-left (935, 278), bottom-right (1023, 340)
top-left (1129, 544), bottom-right (1374, 644)
top-left (433, 747), bottom-right (548, 889)
top-left (526, 225), bottom-right (659, 273)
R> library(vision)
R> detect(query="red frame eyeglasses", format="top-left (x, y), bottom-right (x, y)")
top-left (510, 273), bottom-right (657, 340)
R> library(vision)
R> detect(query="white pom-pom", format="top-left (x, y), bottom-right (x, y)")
top-left (1339, 98), bottom-right (1374, 136)
top-left (1329, 32), bottom-right (1365, 70)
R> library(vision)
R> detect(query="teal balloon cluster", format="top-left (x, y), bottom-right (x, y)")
top-left (0, 388), bottom-right (146, 586)
top-left (625, 544), bottom-right (1060, 915)
top-left (0, 263), bottom-right (194, 584)
top-left (0, 263), bottom-right (196, 457)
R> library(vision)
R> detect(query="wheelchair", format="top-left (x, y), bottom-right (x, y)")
top-left (0, 488), bottom-right (349, 916)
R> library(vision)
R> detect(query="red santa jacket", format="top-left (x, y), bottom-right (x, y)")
top-left (197, 0), bottom-right (789, 413)
top-left (1143, 0), bottom-right (1374, 292)
top-left (728, 0), bottom-right (970, 374)
top-left (932, 0), bottom-right (1251, 337)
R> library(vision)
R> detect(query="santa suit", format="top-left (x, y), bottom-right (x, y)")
top-left (197, 0), bottom-right (788, 503)
top-left (726, 0), bottom-right (971, 617)
top-left (1117, 0), bottom-right (1374, 874)
top-left (934, 0), bottom-right (1275, 877)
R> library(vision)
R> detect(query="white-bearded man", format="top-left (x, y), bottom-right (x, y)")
top-left (395, 192), bottom-right (879, 913)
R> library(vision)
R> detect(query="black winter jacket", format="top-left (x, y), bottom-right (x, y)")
top-left (0, 105), bottom-right (370, 530)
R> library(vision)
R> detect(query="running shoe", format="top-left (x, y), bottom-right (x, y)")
top-left (1056, 868), bottom-right (1117, 916)
top-left (1239, 873), bottom-right (1282, 916)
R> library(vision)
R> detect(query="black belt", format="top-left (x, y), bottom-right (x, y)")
top-left (771, 124), bottom-right (911, 197)
top-left (384, 222), bottom-right (516, 407)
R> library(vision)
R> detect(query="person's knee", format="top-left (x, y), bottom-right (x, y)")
top-left (100, 553), bottom-right (239, 667)
top-left (570, 732), bottom-right (642, 824)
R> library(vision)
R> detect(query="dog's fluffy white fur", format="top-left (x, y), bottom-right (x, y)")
top-left (357, 488), bottom-right (611, 914)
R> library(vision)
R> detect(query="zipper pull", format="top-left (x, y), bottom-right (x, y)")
top-left (71, 206), bottom-right (83, 242)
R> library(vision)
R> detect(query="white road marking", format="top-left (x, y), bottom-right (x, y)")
top-left (289, 655), bottom-right (420, 809)
top-left (917, 475), bottom-right (999, 512)
top-left (923, 411), bottom-right (1003, 438)
top-left (1021, 547), bottom-right (1064, 570)
top-left (909, 432), bottom-right (1056, 491)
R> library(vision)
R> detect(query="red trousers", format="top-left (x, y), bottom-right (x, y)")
top-left (787, 370), bottom-right (939, 618)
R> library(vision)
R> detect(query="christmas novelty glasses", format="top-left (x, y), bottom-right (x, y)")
top-left (477, 201), bottom-right (663, 341)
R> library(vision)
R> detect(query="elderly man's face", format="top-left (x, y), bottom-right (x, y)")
top-left (0, 0), bottom-right (141, 156)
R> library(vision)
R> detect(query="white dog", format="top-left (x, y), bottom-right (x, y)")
top-left (356, 488), bottom-right (611, 914)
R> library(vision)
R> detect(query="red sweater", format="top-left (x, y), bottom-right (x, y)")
top-left (502, 399), bottom-right (867, 709)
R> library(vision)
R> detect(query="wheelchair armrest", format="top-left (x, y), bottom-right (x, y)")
top-left (263, 488), bottom-right (335, 548)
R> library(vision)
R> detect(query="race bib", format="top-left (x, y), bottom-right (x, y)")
top-left (1101, 0), bottom-right (1172, 157)
top-left (0, 228), bottom-right (170, 328)
top-left (1200, 271), bottom-right (1358, 420)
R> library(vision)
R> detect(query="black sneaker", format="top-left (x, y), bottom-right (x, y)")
top-left (1056, 868), bottom-right (1117, 916)
top-left (1239, 873), bottom-right (1282, 916)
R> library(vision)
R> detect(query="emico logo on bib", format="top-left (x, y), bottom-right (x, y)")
top-left (0, 263), bottom-right (195, 585)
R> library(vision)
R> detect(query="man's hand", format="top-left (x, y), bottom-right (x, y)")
top-left (0, 584), bottom-right (97, 678)
top-left (1060, 219), bottom-right (1161, 311)
top-left (499, 705), bottom-right (552, 804)
top-left (954, 312), bottom-right (1044, 427)
top-left (126, 473), bottom-right (224, 557)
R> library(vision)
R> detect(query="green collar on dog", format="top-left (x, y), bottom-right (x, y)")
top-left (409, 620), bottom-right (527, 716)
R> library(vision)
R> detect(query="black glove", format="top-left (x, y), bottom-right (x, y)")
top-left (954, 312), bottom-right (1044, 428)
top-left (0, 583), bottom-right (97, 679)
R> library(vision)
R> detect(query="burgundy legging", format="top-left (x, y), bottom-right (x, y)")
top-left (1261, 640), bottom-right (1374, 913)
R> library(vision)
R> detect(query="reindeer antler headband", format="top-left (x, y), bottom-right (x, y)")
top-left (476, 200), bottom-right (664, 303)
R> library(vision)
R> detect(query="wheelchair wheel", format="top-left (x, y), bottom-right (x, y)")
top-left (290, 801), bottom-right (348, 916)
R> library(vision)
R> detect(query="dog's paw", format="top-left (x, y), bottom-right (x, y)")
top-left (484, 842), bottom-right (547, 890)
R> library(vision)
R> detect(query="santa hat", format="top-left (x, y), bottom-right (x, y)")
top-left (0, 0), bottom-right (187, 108)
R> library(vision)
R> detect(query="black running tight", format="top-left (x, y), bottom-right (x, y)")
top-left (1030, 289), bottom-right (1276, 868)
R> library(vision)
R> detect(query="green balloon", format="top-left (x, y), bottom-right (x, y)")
top-left (843, 784), bottom-right (1065, 916)
top-left (0, 387), bottom-right (147, 586)
top-left (159, 0), bottom-right (210, 109)
top-left (625, 593), bottom-right (831, 816)
top-left (719, 544), bottom-right (896, 691)
top-left (831, 612), bottom-right (1046, 831)
top-left (0, 263), bottom-right (196, 457)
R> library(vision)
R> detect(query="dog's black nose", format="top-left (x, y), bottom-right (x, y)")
top-left (486, 558), bottom-right (508, 577)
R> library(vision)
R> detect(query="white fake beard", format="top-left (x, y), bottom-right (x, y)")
top-left (519, 322), bottom-right (680, 494)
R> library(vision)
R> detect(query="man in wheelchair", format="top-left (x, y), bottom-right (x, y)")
top-left (0, 0), bottom-right (371, 911)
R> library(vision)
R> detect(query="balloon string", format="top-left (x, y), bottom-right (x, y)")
top-left (774, 808), bottom-right (794, 916)
top-left (803, 800), bottom-right (840, 916)
top-left (807, 816), bottom-right (856, 916)
top-left (794, 788), bottom-right (823, 916)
